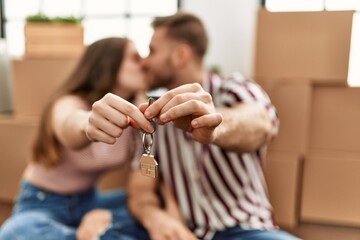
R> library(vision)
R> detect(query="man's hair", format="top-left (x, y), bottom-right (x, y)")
top-left (152, 12), bottom-right (208, 60)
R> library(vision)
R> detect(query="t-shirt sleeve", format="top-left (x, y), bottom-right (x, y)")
top-left (218, 73), bottom-right (279, 137)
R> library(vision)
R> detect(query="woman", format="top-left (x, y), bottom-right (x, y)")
top-left (0, 37), bottom-right (154, 240)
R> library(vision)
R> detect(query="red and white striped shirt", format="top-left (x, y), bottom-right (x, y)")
top-left (153, 73), bottom-right (280, 239)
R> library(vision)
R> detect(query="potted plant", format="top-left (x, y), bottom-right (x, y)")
top-left (24, 14), bottom-right (84, 58)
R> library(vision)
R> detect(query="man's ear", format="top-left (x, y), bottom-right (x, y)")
top-left (171, 43), bottom-right (191, 69)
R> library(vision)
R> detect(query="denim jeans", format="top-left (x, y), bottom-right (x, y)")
top-left (211, 226), bottom-right (301, 240)
top-left (1, 183), bottom-right (300, 240)
top-left (0, 181), bottom-right (132, 240)
top-left (102, 225), bottom-right (299, 240)
top-left (101, 221), bottom-right (300, 240)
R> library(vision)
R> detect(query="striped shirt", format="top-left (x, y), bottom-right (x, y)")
top-left (153, 73), bottom-right (280, 239)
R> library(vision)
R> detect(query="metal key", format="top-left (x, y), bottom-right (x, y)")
top-left (140, 133), bottom-right (158, 178)
top-left (140, 97), bottom-right (158, 178)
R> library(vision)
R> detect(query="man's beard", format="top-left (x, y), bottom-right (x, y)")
top-left (149, 75), bottom-right (175, 91)
top-left (147, 55), bottom-right (176, 90)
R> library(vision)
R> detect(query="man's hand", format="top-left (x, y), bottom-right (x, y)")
top-left (76, 209), bottom-right (112, 240)
top-left (85, 93), bottom-right (154, 144)
top-left (145, 210), bottom-right (197, 240)
top-left (141, 83), bottom-right (223, 144)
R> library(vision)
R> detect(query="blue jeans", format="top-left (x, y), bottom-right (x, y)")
top-left (0, 181), bottom-right (133, 240)
top-left (101, 222), bottom-right (300, 240)
top-left (211, 226), bottom-right (300, 240)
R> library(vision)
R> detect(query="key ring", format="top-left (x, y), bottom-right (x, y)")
top-left (143, 120), bottom-right (156, 134)
top-left (139, 96), bottom-right (159, 178)
top-left (142, 132), bottom-right (153, 155)
top-left (141, 97), bottom-right (157, 134)
top-left (142, 97), bottom-right (156, 155)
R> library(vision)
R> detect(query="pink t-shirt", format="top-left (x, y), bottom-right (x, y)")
top-left (25, 127), bottom-right (140, 194)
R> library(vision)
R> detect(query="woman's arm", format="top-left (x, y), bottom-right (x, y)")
top-left (52, 95), bottom-right (91, 149)
top-left (52, 93), bottom-right (155, 150)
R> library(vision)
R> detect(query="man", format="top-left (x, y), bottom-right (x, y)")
top-left (124, 12), bottom-right (299, 240)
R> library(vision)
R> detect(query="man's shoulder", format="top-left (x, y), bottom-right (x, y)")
top-left (207, 71), bottom-right (256, 86)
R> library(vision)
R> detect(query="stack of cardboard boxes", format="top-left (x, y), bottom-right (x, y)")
top-left (0, 58), bottom-right (78, 224)
top-left (255, 9), bottom-right (360, 228)
top-left (24, 23), bottom-right (84, 59)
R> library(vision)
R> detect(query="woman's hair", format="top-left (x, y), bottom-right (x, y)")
top-left (32, 37), bottom-right (129, 167)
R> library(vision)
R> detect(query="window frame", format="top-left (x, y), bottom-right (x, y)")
top-left (0, 0), bottom-right (181, 55)
top-left (263, 0), bottom-right (360, 12)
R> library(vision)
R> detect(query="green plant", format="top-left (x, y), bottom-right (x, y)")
top-left (52, 16), bottom-right (82, 24)
top-left (25, 14), bottom-right (82, 24)
top-left (25, 14), bottom-right (51, 23)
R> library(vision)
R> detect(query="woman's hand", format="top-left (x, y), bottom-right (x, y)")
top-left (85, 93), bottom-right (154, 144)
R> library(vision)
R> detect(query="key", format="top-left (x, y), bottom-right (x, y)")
top-left (140, 97), bottom-right (158, 178)
top-left (140, 153), bottom-right (158, 178)
top-left (140, 132), bottom-right (158, 178)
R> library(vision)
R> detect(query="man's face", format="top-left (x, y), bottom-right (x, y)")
top-left (142, 26), bottom-right (177, 90)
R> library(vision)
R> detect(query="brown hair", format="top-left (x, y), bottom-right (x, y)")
top-left (152, 12), bottom-right (208, 60)
top-left (32, 37), bottom-right (129, 167)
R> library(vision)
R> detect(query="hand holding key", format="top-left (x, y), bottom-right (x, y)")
top-left (85, 93), bottom-right (154, 144)
top-left (141, 83), bottom-right (223, 145)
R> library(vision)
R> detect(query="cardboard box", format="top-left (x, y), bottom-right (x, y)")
top-left (254, 10), bottom-right (354, 84)
top-left (310, 149), bottom-right (360, 160)
top-left (264, 151), bottom-right (303, 228)
top-left (0, 116), bottom-right (39, 202)
top-left (11, 58), bottom-right (79, 116)
top-left (310, 86), bottom-right (360, 152)
top-left (261, 79), bottom-right (312, 155)
top-left (24, 23), bottom-right (84, 58)
top-left (301, 157), bottom-right (360, 226)
top-left (0, 201), bottom-right (13, 225)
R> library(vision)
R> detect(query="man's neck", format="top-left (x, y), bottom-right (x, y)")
top-left (171, 64), bottom-right (205, 89)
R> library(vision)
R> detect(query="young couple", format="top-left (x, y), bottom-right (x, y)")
top-left (0, 12), bottom-right (299, 240)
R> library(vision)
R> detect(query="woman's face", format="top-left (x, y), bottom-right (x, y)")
top-left (114, 42), bottom-right (147, 99)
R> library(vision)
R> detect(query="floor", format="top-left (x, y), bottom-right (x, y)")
top-left (2, 204), bottom-right (360, 240)
top-left (287, 223), bottom-right (360, 240)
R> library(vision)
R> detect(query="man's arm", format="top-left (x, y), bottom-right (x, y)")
top-left (127, 170), bottom-right (197, 240)
top-left (143, 83), bottom-right (275, 153)
top-left (213, 103), bottom-right (273, 153)
top-left (127, 170), bottom-right (160, 228)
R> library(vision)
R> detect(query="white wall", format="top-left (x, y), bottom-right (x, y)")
top-left (182, 0), bottom-right (259, 78)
